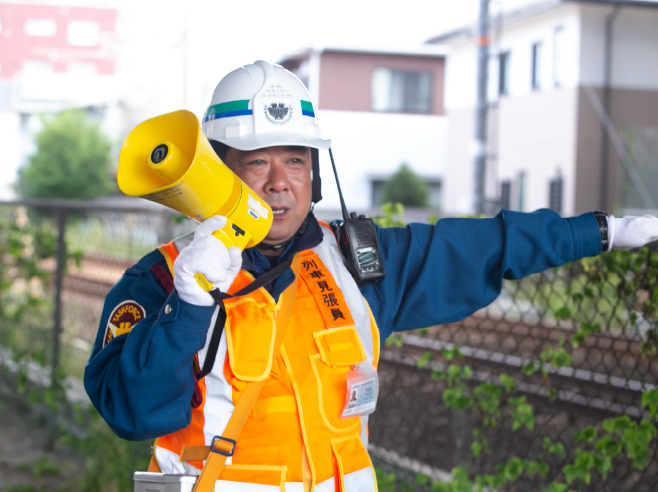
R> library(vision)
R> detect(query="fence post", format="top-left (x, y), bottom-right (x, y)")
top-left (52, 207), bottom-right (67, 387)
top-left (158, 209), bottom-right (174, 245)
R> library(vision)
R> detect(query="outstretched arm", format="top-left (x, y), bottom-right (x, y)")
top-left (361, 209), bottom-right (602, 344)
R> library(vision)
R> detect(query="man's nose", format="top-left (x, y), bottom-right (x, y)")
top-left (266, 161), bottom-right (290, 193)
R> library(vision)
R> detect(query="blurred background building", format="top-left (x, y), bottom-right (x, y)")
top-left (1, 0), bottom-right (657, 218)
top-left (429, 0), bottom-right (658, 216)
top-left (279, 46), bottom-right (447, 211)
top-left (0, 2), bottom-right (119, 199)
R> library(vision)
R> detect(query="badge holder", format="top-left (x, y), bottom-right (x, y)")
top-left (340, 364), bottom-right (379, 419)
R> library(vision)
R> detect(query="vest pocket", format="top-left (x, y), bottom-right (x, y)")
top-left (331, 436), bottom-right (376, 492)
top-left (225, 298), bottom-right (276, 382)
top-left (313, 327), bottom-right (366, 367)
top-left (310, 327), bottom-right (366, 432)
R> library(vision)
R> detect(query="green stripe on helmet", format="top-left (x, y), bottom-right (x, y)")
top-left (205, 99), bottom-right (250, 116)
top-left (300, 100), bottom-right (314, 113)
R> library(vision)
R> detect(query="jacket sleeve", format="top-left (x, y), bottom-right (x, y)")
top-left (360, 209), bottom-right (602, 345)
top-left (83, 250), bottom-right (216, 441)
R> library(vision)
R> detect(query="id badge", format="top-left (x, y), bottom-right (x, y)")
top-left (341, 365), bottom-right (379, 419)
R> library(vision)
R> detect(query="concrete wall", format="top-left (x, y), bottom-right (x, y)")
top-left (580, 4), bottom-right (658, 90)
top-left (318, 51), bottom-right (445, 115)
top-left (496, 86), bottom-right (579, 215)
top-left (314, 109), bottom-right (447, 212)
top-left (442, 3), bottom-right (583, 216)
top-left (444, 3), bottom-right (581, 110)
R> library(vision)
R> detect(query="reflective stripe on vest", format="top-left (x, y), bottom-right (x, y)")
top-left (154, 224), bottom-right (380, 491)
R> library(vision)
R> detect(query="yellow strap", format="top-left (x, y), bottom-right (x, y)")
top-left (180, 396), bottom-right (297, 462)
top-left (191, 253), bottom-right (301, 492)
top-left (252, 395), bottom-right (298, 418)
top-left (179, 445), bottom-right (212, 462)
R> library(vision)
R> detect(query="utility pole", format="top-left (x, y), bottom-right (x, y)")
top-left (473, 0), bottom-right (490, 216)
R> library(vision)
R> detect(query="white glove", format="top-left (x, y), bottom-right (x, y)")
top-left (608, 215), bottom-right (658, 251)
top-left (174, 216), bottom-right (243, 306)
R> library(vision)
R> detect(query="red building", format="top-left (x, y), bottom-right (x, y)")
top-left (0, 3), bottom-right (117, 79)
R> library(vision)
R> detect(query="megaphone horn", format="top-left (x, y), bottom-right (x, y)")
top-left (117, 110), bottom-right (273, 291)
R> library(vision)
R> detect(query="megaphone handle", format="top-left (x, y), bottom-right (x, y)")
top-left (194, 218), bottom-right (252, 292)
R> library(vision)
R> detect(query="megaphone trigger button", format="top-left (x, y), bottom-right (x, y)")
top-left (232, 224), bottom-right (246, 238)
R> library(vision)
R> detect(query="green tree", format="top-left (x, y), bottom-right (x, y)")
top-left (381, 164), bottom-right (430, 208)
top-left (18, 109), bottom-right (116, 199)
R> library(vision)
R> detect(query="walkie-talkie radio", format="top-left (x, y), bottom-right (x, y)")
top-left (327, 149), bottom-right (385, 286)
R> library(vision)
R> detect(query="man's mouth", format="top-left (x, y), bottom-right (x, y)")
top-left (272, 208), bottom-right (288, 215)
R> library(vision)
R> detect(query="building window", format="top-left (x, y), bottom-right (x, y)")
top-left (554, 26), bottom-right (566, 87)
top-left (371, 68), bottom-right (433, 113)
top-left (500, 180), bottom-right (511, 209)
top-left (67, 21), bottom-right (100, 46)
top-left (498, 51), bottom-right (510, 96)
top-left (549, 176), bottom-right (563, 214)
top-left (24, 18), bottom-right (57, 37)
top-left (531, 42), bottom-right (542, 90)
top-left (371, 177), bottom-right (442, 208)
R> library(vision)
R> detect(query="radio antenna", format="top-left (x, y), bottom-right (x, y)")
top-left (329, 148), bottom-right (350, 221)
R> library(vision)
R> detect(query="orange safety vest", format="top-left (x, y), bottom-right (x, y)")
top-left (153, 223), bottom-right (381, 492)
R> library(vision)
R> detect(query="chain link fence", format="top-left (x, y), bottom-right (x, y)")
top-left (0, 199), bottom-right (196, 383)
top-left (371, 251), bottom-right (658, 490)
top-left (1, 199), bottom-right (657, 491)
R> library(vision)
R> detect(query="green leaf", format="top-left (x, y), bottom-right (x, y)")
top-left (641, 388), bottom-right (658, 419)
top-left (509, 397), bottom-right (535, 431)
top-left (542, 482), bottom-right (568, 492)
top-left (550, 348), bottom-right (572, 369)
top-left (442, 346), bottom-right (463, 362)
top-left (431, 369), bottom-right (446, 381)
top-left (575, 426), bottom-right (597, 444)
top-left (503, 457), bottom-right (524, 482)
top-left (417, 351), bottom-right (432, 369)
top-left (554, 307), bottom-right (571, 320)
top-left (595, 435), bottom-right (622, 458)
top-left (522, 362), bottom-right (537, 376)
top-left (563, 450), bottom-right (595, 485)
top-left (499, 374), bottom-right (517, 393)
top-left (415, 474), bottom-right (429, 486)
top-left (471, 441), bottom-right (483, 458)
top-left (603, 416), bottom-right (633, 435)
top-left (594, 454), bottom-right (613, 478)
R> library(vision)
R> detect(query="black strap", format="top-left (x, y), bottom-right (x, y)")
top-left (197, 256), bottom-right (294, 380)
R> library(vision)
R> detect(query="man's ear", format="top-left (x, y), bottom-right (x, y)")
top-left (311, 148), bottom-right (322, 204)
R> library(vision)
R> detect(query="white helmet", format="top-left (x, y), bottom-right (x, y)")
top-left (202, 60), bottom-right (330, 151)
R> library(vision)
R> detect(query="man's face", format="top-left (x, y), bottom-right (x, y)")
top-left (223, 145), bottom-right (312, 246)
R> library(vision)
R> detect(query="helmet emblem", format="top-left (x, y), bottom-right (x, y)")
top-left (264, 102), bottom-right (293, 125)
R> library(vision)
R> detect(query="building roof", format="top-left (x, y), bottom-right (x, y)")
top-left (279, 44), bottom-right (448, 64)
top-left (425, 0), bottom-right (658, 45)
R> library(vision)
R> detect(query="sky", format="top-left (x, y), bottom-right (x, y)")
top-left (14, 0), bottom-right (540, 114)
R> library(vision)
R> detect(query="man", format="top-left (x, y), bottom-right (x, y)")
top-left (84, 61), bottom-right (658, 492)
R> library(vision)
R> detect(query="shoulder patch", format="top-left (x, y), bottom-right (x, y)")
top-left (103, 300), bottom-right (146, 347)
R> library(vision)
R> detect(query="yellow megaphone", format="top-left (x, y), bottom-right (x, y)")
top-left (117, 109), bottom-right (273, 291)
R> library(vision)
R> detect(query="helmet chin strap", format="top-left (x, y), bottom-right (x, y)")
top-left (258, 203), bottom-right (315, 253)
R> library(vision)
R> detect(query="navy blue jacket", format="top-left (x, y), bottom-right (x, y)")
top-left (84, 209), bottom-right (601, 440)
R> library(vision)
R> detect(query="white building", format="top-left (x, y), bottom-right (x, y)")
top-left (279, 46), bottom-right (448, 213)
top-left (428, 0), bottom-right (658, 217)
